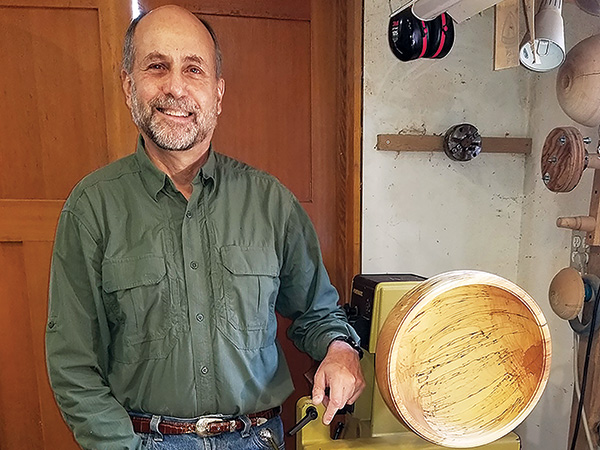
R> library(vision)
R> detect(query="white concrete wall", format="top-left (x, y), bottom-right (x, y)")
top-left (514, 8), bottom-right (600, 448)
top-left (362, 2), bottom-right (600, 448)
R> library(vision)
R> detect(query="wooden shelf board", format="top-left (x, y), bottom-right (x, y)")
top-left (377, 134), bottom-right (532, 154)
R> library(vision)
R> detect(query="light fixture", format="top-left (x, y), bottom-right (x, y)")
top-left (411, 0), bottom-right (461, 20)
top-left (519, 0), bottom-right (565, 72)
top-left (410, 0), bottom-right (505, 22)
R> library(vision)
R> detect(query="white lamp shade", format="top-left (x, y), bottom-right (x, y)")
top-left (520, 0), bottom-right (565, 72)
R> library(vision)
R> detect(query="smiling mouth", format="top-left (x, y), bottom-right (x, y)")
top-left (157, 107), bottom-right (193, 118)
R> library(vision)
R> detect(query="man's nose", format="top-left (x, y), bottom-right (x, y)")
top-left (162, 71), bottom-right (187, 98)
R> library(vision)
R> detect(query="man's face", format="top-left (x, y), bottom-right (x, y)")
top-left (122, 8), bottom-right (225, 152)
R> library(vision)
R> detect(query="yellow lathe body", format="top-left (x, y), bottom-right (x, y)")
top-left (295, 275), bottom-right (522, 450)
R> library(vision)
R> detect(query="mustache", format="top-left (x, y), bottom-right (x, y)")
top-left (149, 95), bottom-right (199, 113)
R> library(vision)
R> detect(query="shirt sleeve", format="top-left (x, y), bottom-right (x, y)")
top-left (46, 209), bottom-right (143, 450)
top-left (275, 197), bottom-right (360, 361)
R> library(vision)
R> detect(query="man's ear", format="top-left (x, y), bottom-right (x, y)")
top-left (216, 77), bottom-right (225, 115)
top-left (121, 69), bottom-right (133, 109)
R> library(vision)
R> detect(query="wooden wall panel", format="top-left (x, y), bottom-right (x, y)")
top-left (208, 15), bottom-right (312, 202)
top-left (0, 6), bottom-right (109, 199)
top-left (0, 243), bottom-right (44, 448)
top-left (0, 240), bottom-right (79, 450)
top-left (23, 241), bottom-right (79, 449)
top-left (0, 200), bottom-right (63, 241)
top-left (0, 1), bottom-right (132, 448)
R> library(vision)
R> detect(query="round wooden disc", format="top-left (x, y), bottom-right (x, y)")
top-left (548, 267), bottom-right (584, 320)
top-left (375, 271), bottom-right (551, 448)
top-left (540, 126), bottom-right (585, 192)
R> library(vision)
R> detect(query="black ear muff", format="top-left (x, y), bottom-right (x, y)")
top-left (389, 9), bottom-right (455, 62)
top-left (388, 8), bottom-right (424, 62)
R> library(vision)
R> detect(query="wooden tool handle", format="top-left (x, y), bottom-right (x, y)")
top-left (557, 216), bottom-right (597, 232)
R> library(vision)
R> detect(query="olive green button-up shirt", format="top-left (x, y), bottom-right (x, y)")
top-left (46, 138), bottom-right (358, 450)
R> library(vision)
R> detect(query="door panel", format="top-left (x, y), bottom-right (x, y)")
top-left (209, 14), bottom-right (312, 202)
top-left (0, 6), bottom-right (108, 199)
top-left (0, 242), bottom-right (45, 449)
top-left (0, 1), bottom-right (131, 449)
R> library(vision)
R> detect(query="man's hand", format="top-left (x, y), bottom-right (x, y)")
top-left (311, 339), bottom-right (366, 425)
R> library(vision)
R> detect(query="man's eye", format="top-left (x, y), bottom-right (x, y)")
top-left (148, 64), bottom-right (165, 70)
top-left (189, 67), bottom-right (202, 74)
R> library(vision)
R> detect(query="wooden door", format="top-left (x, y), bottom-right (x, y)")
top-left (0, 0), bottom-right (361, 448)
top-left (0, 1), bottom-right (134, 448)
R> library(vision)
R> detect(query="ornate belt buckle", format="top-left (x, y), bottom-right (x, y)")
top-left (195, 416), bottom-right (234, 436)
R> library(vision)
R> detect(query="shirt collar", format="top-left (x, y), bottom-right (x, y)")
top-left (135, 135), bottom-right (168, 200)
top-left (195, 146), bottom-right (216, 185)
top-left (134, 135), bottom-right (217, 200)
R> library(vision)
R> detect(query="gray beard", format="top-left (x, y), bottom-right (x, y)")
top-left (130, 83), bottom-right (218, 151)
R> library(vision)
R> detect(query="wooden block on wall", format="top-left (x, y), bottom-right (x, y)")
top-left (494, 0), bottom-right (520, 70)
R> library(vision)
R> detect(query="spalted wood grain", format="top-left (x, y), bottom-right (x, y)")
top-left (541, 126), bottom-right (586, 193)
top-left (375, 271), bottom-right (551, 447)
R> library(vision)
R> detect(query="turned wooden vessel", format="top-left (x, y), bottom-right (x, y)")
top-left (548, 267), bottom-right (585, 320)
top-left (557, 34), bottom-right (600, 127)
top-left (375, 270), bottom-right (552, 448)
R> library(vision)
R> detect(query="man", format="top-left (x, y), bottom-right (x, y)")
top-left (46, 5), bottom-right (364, 450)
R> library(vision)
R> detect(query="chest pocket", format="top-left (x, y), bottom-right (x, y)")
top-left (102, 255), bottom-right (178, 363)
top-left (219, 246), bottom-right (280, 350)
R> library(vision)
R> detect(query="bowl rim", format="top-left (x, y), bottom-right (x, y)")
top-left (384, 270), bottom-right (552, 447)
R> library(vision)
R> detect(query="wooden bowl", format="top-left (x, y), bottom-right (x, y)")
top-left (375, 270), bottom-right (552, 448)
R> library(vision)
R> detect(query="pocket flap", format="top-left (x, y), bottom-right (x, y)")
top-left (102, 255), bottom-right (167, 293)
top-left (220, 246), bottom-right (278, 276)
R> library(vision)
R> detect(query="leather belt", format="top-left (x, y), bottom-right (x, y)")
top-left (129, 407), bottom-right (281, 437)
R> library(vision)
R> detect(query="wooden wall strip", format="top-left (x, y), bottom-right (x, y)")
top-left (99, 1), bottom-right (138, 162)
top-left (0, 0), bottom-right (96, 8)
top-left (377, 134), bottom-right (532, 154)
top-left (586, 170), bottom-right (600, 246)
top-left (348, 0), bottom-right (363, 286)
top-left (0, 200), bottom-right (63, 242)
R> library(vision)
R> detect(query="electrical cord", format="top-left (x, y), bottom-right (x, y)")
top-left (572, 332), bottom-right (595, 450)
top-left (570, 287), bottom-right (600, 450)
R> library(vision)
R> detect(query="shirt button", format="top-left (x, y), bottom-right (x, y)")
top-left (185, 211), bottom-right (193, 218)
top-left (196, 313), bottom-right (204, 322)
top-left (190, 261), bottom-right (199, 270)
top-left (201, 366), bottom-right (209, 375)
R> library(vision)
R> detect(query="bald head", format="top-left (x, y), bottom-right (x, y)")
top-left (122, 5), bottom-right (222, 78)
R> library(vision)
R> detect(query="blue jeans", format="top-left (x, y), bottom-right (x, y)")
top-left (137, 416), bottom-right (285, 449)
